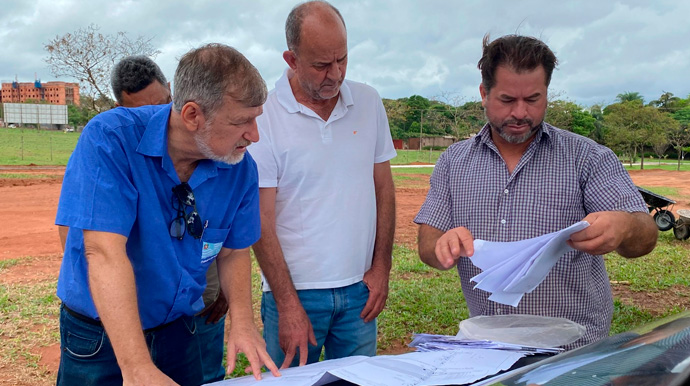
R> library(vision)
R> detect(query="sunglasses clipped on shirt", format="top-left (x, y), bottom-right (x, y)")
top-left (169, 182), bottom-right (205, 240)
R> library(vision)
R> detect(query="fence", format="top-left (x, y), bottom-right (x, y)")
top-left (0, 127), bottom-right (79, 165)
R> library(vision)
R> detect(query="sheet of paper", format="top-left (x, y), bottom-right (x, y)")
top-left (207, 350), bottom-right (523, 386)
top-left (328, 350), bottom-right (523, 386)
top-left (469, 221), bottom-right (590, 306)
top-left (206, 356), bottom-right (368, 386)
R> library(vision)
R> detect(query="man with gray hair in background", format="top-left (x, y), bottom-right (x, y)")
top-left (55, 43), bottom-right (279, 385)
top-left (250, 0), bottom-right (397, 368)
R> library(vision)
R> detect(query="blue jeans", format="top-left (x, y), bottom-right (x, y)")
top-left (56, 305), bottom-right (203, 386)
top-left (261, 281), bottom-right (377, 367)
top-left (195, 313), bottom-right (226, 383)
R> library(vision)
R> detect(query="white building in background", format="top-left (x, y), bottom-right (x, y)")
top-left (2, 103), bottom-right (68, 129)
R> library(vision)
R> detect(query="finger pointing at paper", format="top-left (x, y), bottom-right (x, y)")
top-left (435, 227), bottom-right (475, 269)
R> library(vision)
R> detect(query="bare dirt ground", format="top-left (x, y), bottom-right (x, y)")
top-left (0, 166), bottom-right (689, 384)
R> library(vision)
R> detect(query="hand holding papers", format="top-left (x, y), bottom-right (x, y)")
top-left (469, 221), bottom-right (590, 307)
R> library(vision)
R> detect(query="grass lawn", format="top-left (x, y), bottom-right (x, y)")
top-left (391, 149), bottom-right (444, 165)
top-left (0, 173), bottom-right (62, 179)
top-left (0, 128), bottom-right (80, 165)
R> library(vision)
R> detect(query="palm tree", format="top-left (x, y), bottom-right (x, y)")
top-left (650, 91), bottom-right (681, 113)
top-left (616, 91), bottom-right (644, 104)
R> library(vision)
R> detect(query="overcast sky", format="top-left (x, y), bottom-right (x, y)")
top-left (2, 0), bottom-right (689, 107)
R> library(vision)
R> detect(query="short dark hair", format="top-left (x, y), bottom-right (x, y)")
top-left (285, 0), bottom-right (346, 54)
top-left (111, 56), bottom-right (167, 105)
top-left (172, 43), bottom-right (267, 116)
top-left (478, 34), bottom-right (558, 92)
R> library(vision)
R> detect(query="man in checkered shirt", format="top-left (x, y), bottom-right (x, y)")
top-left (414, 34), bottom-right (658, 349)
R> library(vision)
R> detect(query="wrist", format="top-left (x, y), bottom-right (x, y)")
top-left (272, 290), bottom-right (303, 313)
top-left (120, 358), bottom-right (157, 381)
top-left (370, 259), bottom-right (392, 273)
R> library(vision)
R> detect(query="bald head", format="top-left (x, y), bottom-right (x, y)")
top-left (286, 1), bottom-right (346, 54)
top-left (283, 1), bottom-right (348, 103)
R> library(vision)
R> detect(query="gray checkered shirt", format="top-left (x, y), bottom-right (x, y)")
top-left (414, 123), bottom-right (648, 349)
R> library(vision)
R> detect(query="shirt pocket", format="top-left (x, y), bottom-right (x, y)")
top-left (531, 185), bottom-right (585, 232)
top-left (200, 227), bottom-right (230, 266)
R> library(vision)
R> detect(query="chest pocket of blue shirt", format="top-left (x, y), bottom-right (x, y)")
top-left (200, 228), bottom-right (229, 265)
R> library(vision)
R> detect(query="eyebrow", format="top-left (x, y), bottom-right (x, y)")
top-left (314, 54), bottom-right (348, 66)
top-left (500, 92), bottom-right (542, 100)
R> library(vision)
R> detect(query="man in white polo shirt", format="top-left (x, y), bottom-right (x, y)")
top-left (249, 0), bottom-right (397, 369)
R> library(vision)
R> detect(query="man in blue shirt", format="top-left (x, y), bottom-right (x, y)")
top-left (55, 43), bottom-right (280, 385)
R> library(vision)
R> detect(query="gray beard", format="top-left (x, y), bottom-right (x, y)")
top-left (487, 116), bottom-right (541, 144)
top-left (195, 123), bottom-right (246, 165)
top-left (494, 124), bottom-right (539, 144)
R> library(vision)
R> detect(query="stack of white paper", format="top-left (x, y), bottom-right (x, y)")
top-left (469, 221), bottom-right (590, 306)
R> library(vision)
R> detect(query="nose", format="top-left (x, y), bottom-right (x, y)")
top-left (511, 100), bottom-right (528, 120)
top-left (244, 119), bottom-right (260, 143)
top-left (326, 62), bottom-right (342, 81)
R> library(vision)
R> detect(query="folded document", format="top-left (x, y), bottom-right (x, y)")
top-left (469, 221), bottom-right (590, 307)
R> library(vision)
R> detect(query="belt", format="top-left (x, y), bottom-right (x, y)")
top-left (61, 303), bottom-right (181, 333)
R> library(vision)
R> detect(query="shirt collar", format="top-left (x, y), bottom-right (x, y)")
top-left (135, 103), bottom-right (230, 185)
top-left (137, 103), bottom-right (173, 157)
top-left (275, 68), bottom-right (353, 114)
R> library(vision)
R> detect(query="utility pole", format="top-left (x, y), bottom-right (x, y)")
top-left (419, 110), bottom-right (424, 151)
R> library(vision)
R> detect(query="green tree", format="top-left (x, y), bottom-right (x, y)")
top-left (68, 103), bottom-right (97, 128)
top-left (670, 107), bottom-right (690, 169)
top-left (403, 95), bottom-right (432, 131)
top-left (616, 91), bottom-right (644, 104)
top-left (650, 91), bottom-right (681, 113)
top-left (424, 105), bottom-right (451, 137)
top-left (604, 102), bottom-right (678, 169)
top-left (672, 106), bottom-right (690, 128)
top-left (432, 92), bottom-right (484, 140)
top-left (545, 100), bottom-right (597, 138)
top-left (588, 105), bottom-right (606, 143)
top-left (44, 23), bottom-right (159, 112)
top-left (570, 109), bottom-right (597, 138)
top-left (383, 98), bottom-right (410, 139)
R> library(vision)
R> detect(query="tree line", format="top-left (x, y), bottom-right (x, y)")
top-left (40, 26), bottom-right (690, 169)
top-left (384, 91), bottom-right (690, 170)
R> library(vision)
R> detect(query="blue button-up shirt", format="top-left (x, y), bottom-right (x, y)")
top-left (415, 122), bottom-right (647, 348)
top-left (56, 104), bottom-right (260, 329)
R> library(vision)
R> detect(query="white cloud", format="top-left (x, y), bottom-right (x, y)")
top-left (1, 0), bottom-right (688, 105)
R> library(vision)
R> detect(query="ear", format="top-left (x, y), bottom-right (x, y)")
top-left (167, 82), bottom-right (171, 91)
top-left (283, 50), bottom-right (297, 69)
top-left (179, 102), bottom-right (205, 133)
top-left (479, 83), bottom-right (488, 108)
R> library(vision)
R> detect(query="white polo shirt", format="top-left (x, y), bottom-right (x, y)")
top-left (250, 70), bottom-right (396, 291)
